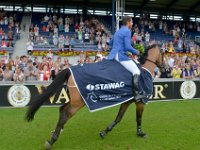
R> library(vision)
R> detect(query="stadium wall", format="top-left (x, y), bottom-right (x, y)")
top-left (0, 79), bottom-right (199, 107)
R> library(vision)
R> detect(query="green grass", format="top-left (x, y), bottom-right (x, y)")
top-left (0, 100), bottom-right (200, 150)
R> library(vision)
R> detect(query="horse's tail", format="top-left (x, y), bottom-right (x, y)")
top-left (25, 68), bottom-right (71, 122)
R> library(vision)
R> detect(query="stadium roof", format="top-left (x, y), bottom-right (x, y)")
top-left (0, 0), bottom-right (200, 16)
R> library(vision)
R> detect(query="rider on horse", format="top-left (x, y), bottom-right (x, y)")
top-left (107, 16), bottom-right (144, 100)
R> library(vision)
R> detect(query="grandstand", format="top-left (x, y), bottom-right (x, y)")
top-left (0, 0), bottom-right (199, 81)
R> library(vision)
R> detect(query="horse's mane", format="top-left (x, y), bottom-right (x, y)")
top-left (138, 44), bottom-right (159, 64)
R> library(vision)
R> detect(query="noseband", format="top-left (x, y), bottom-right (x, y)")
top-left (145, 49), bottom-right (165, 69)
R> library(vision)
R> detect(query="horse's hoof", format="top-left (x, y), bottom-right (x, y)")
top-left (45, 141), bottom-right (52, 150)
top-left (99, 130), bottom-right (107, 139)
top-left (137, 132), bottom-right (148, 139)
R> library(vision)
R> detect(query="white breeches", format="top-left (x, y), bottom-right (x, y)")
top-left (115, 53), bottom-right (140, 75)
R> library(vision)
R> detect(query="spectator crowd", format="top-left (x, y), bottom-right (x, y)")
top-left (0, 10), bottom-right (199, 82)
top-left (27, 13), bottom-right (111, 52)
top-left (0, 51), bottom-right (199, 82)
top-left (0, 8), bottom-right (21, 48)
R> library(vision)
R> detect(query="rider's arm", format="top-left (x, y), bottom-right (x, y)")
top-left (124, 30), bottom-right (139, 55)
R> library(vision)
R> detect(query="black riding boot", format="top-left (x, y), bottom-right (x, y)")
top-left (132, 74), bottom-right (146, 100)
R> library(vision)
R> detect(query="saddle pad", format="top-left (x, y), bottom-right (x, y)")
top-left (69, 59), bottom-right (152, 112)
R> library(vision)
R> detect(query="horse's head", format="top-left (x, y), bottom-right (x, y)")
top-left (139, 44), bottom-right (165, 70)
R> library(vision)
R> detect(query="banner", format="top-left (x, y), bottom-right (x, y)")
top-left (150, 79), bottom-right (200, 101)
top-left (0, 79), bottom-right (199, 107)
top-left (0, 82), bottom-right (69, 107)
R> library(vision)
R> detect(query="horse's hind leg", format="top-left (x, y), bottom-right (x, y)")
top-left (135, 102), bottom-right (147, 138)
top-left (100, 100), bottom-right (133, 138)
top-left (45, 102), bottom-right (84, 150)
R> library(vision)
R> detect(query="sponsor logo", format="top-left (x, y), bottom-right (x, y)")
top-left (87, 92), bottom-right (98, 103)
top-left (180, 81), bottom-right (196, 99)
top-left (87, 92), bottom-right (127, 103)
top-left (7, 85), bottom-right (31, 107)
top-left (86, 82), bottom-right (125, 91)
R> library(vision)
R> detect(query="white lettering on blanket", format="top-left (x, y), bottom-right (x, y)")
top-left (86, 82), bottom-right (125, 91)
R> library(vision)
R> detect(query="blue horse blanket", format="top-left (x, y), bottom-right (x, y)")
top-left (69, 60), bottom-right (153, 112)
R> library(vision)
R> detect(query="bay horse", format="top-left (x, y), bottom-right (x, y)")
top-left (26, 44), bottom-right (164, 150)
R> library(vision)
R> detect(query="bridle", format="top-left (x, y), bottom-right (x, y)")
top-left (145, 48), bottom-right (165, 70)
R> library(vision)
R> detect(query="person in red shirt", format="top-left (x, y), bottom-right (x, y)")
top-left (1, 39), bottom-right (8, 47)
top-left (0, 28), bottom-right (3, 35)
top-left (40, 64), bottom-right (50, 81)
top-left (42, 25), bottom-right (46, 32)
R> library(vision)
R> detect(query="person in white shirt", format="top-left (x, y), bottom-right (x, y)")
top-left (26, 39), bottom-right (34, 54)
top-left (145, 32), bottom-right (150, 42)
top-left (44, 14), bottom-right (49, 22)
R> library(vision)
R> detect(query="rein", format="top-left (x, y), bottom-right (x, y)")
top-left (145, 58), bottom-right (157, 66)
top-left (144, 51), bottom-right (165, 69)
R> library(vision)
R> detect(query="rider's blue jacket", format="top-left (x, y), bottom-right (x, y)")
top-left (107, 25), bottom-right (139, 61)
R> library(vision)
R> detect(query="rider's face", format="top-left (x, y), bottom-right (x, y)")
top-left (127, 19), bottom-right (133, 29)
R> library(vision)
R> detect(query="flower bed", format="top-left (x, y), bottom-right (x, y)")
top-left (164, 52), bottom-right (199, 57)
top-left (0, 50), bottom-right (8, 55)
top-left (31, 50), bottom-right (109, 57)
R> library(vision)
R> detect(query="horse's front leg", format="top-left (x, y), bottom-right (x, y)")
top-left (100, 100), bottom-right (133, 138)
top-left (135, 101), bottom-right (148, 138)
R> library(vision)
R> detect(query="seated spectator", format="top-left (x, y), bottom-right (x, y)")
top-left (18, 55), bottom-right (28, 70)
top-left (33, 57), bottom-right (39, 68)
top-left (14, 56), bottom-right (20, 66)
top-left (55, 57), bottom-right (62, 68)
top-left (53, 34), bottom-right (58, 46)
top-left (160, 65), bottom-right (172, 78)
top-left (47, 57), bottom-right (54, 69)
top-left (64, 23), bottom-right (69, 32)
top-left (145, 32), bottom-right (150, 43)
top-left (43, 37), bottom-right (49, 45)
top-left (154, 67), bottom-right (161, 78)
top-left (64, 36), bottom-right (70, 48)
top-left (1, 33), bottom-right (8, 40)
top-left (193, 65), bottom-right (200, 78)
top-left (84, 32), bottom-right (90, 42)
top-left (34, 25), bottom-right (39, 38)
top-left (0, 68), bottom-right (4, 81)
top-left (62, 58), bottom-right (71, 69)
top-left (58, 23), bottom-right (64, 32)
top-left (46, 50), bottom-right (54, 60)
top-left (26, 39), bottom-right (34, 54)
top-left (39, 64), bottom-right (50, 81)
top-left (1, 39), bottom-right (8, 47)
top-left (0, 28), bottom-right (3, 35)
top-left (13, 67), bottom-right (25, 82)
top-left (168, 42), bottom-right (174, 52)
top-left (177, 37), bottom-right (183, 52)
top-left (3, 64), bottom-right (13, 81)
top-left (171, 65), bottom-right (182, 78)
top-left (24, 59), bottom-right (39, 81)
top-left (103, 44), bottom-right (110, 51)
top-left (58, 35), bottom-right (65, 48)
top-left (44, 14), bottom-right (49, 22)
top-left (77, 28), bottom-right (83, 41)
top-left (94, 54), bottom-right (103, 63)
top-left (50, 63), bottom-right (61, 80)
top-left (38, 56), bottom-right (49, 70)
top-left (75, 23), bottom-right (79, 32)
top-left (8, 40), bottom-right (13, 47)
top-left (8, 29), bottom-right (13, 40)
top-left (42, 25), bottom-right (47, 32)
top-left (182, 64), bottom-right (194, 79)
top-left (101, 34), bottom-right (107, 50)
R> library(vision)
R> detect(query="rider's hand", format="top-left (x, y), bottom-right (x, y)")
top-left (137, 50), bottom-right (140, 56)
